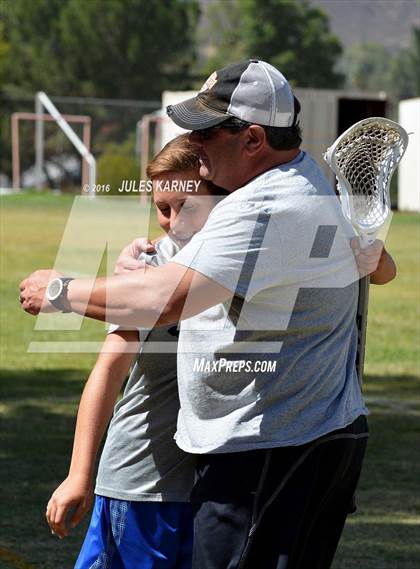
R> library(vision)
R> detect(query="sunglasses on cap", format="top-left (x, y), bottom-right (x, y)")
top-left (194, 120), bottom-right (251, 140)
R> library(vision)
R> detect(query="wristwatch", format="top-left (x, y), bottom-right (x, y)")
top-left (46, 277), bottom-right (74, 313)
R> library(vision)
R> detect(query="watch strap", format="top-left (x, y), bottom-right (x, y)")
top-left (50, 277), bottom-right (74, 313)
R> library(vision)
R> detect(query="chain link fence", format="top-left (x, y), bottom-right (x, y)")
top-left (0, 94), bottom-right (161, 192)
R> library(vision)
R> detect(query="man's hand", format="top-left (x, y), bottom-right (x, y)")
top-left (19, 269), bottom-right (62, 315)
top-left (351, 238), bottom-right (384, 278)
top-left (46, 474), bottom-right (94, 539)
top-left (113, 237), bottom-right (156, 275)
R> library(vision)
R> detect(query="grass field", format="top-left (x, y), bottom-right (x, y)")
top-left (1, 193), bottom-right (419, 569)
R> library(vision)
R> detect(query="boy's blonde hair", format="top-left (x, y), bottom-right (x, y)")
top-left (146, 134), bottom-right (228, 196)
top-left (146, 134), bottom-right (200, 179)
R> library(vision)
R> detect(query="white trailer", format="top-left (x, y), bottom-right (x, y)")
top-left (141, 88), bottom-right (388, 186)
top-left (398, 98), bottom-right (420, 212)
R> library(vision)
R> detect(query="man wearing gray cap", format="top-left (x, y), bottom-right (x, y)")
top-left (21, 60), bottom-right (373, 568)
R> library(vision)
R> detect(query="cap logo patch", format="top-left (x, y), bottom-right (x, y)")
top-left (200, 71), bottom-right (218, 93)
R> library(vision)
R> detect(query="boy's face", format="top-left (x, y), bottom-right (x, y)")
top-left (153, 169), bottom-right (219, 248)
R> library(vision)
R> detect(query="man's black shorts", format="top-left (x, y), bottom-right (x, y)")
top-left (191, 415), bottom-right (368, 569)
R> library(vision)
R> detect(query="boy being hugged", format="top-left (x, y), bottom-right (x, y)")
top-left (46, 134), bottom-right (227, 569)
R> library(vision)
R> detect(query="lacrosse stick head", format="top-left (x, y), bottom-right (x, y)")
top-left (324, 117), bottom-right (408, 246)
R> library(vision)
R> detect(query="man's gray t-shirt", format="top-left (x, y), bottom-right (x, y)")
top-left (95, 237), bottom-right (196, 501)
top-left (172, 151), bottom-right (367, 454)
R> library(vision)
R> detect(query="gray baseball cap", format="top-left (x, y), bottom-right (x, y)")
top-left (167, 59), bottom-right (296, 130)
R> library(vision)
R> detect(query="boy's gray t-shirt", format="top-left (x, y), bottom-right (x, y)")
top-left (171, 151), bottom-right (368, 454)
top-left (95, 237), bottom-right (196, 501)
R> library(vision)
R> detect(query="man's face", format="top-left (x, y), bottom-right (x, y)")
top-left (189, 127), bottom-right (247, 191)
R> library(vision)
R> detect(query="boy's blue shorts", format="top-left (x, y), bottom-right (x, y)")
top-left (74, 495), bottom-right (193, 569)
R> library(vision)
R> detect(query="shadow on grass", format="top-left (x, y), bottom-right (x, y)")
top-left (334, 520), bottom-right (420, 569)
top-left (363, 374), bottom-right (420, 401)
top-left (0, 369), bottom-right (89, 569)
top-left (0, 370), bottom-right (419, 568)
top-left (334, 397), bottom-right (420, 569)
top-left (0, 368), bottom-right (87, 400)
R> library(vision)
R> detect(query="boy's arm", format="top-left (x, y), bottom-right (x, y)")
top-left (46, 330), bottom-right (139, 539)
top-left (369, 247), bottom-right (396, 285)
top-left (351, 238), bottom-right (397, 285)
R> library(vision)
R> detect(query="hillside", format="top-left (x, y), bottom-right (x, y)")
top-left (313, 0), bottom-right (419, 52)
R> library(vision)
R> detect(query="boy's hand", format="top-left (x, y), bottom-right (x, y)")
top-left (113, 237), bottom-right (156, 275)
top-left (46, 475), bottom-right (94, 539)
top-left (351, 237), bottom-right (384, 278)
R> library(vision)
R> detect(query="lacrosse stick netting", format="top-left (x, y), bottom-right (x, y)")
top-left (324, 117), bottom-right (408, 385)
top-left (324, 117), bottom-right (408, 246)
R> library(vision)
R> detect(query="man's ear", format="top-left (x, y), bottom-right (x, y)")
top-left (244, 125), bottom-right (266, 155)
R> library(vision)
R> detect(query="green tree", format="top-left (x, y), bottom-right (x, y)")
top-left (340, 43), bottom-right (390, 92)
top-left (96, 139), bottom-right (139, 194)
top-left (0, 21), bottom-right (9, 90)
top-left (243, 0), bottom-right (344, 87)
top-left (1, 0), bottom-right (200, 98)
top-left (200, 0), bottom-right (343, 88)
top-left (1, 0), bottom-right (70, 97)
top-left (200, 0), bottom-right (246, 76)
top-left (387, 27), bottom-right (420, 103)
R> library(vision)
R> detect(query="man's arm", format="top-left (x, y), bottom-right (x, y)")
top-left (19, 262), bottom-right (233, 327)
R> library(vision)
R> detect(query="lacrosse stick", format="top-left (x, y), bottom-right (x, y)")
top-left (324, 117), bottom-right (408, 385)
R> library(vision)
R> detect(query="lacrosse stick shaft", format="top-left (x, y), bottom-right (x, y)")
top-left (323, 117), bottom-right (408, 388)
top-left (355, 275), bottom-right (370, 386)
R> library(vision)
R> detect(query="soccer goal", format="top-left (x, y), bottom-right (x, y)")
top-left (11, 91), bottom-right (96, 194)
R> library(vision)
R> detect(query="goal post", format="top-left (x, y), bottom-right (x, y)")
top-left (12, 111), bottom-right (92, 193)
top-left (15, 91), bottom-right (97, 194)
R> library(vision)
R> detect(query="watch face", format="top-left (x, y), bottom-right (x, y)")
top-left (47, 278), bottom-right (63, 301)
